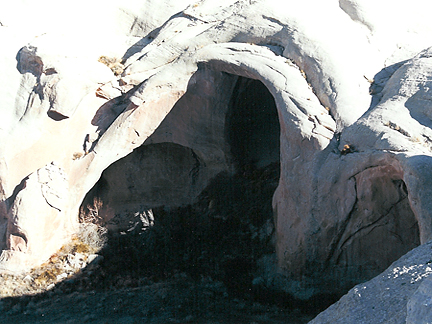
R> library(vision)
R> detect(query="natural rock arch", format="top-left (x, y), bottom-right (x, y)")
top-left (80, 67), bottom-right (281, 231)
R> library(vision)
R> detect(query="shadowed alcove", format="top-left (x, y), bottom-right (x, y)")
top-left (77, 67), bottom-right (282, 301)
top-left (226, 77), bottom-right (280, 171)
top-left (80, 69), bottom-right (281, 226)
top-left (76, 67), bottom-right (280, 302)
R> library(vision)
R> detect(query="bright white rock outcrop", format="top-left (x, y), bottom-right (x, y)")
top-left (1, 1), bottom-right (432, 316)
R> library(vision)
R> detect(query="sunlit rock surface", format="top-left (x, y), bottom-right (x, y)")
top-left (310, 241), bottom-right (432, 323)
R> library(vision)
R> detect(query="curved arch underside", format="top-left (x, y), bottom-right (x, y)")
top-left (80, 69), bottom-right (281, 228)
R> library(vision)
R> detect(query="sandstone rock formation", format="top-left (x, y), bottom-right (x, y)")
top-left (310, 241), bottom-right (432, 323)
top-left (1, 0), bottom-right (432, 312)
top-left (1, 163), bottom-right (70, 273)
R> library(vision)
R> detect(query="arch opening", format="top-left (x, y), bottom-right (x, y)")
top-left (78, 68), bottom-right (282, 301)
top-left (226, 77), bottom-right (280, 172)
top-left (80, 70), bottom-right (281, 230)
top-left (79, 142), bottom-right (207, 229)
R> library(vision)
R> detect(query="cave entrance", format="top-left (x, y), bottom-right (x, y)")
top-left (225, 77), bottom-right (280, 172)
top-left (78, 69), bottom-right (282, 298)
top-left (80, 71), bottom-right (282, 227)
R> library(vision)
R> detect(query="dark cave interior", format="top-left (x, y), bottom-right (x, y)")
top-left (226, 77), bottom-right (280, 171)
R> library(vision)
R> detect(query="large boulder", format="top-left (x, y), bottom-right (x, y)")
top-left (0, 163), bottom-right (71, 273)
top-left (309, 240), bottom-right (432, 323)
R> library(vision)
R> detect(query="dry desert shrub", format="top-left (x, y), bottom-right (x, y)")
top-left (98, 56), bottom-right (124, 76)
top-left (76, 222), bottom-right (107, 253)
top-left (79, 196), bottom-right (105, 226)
top-left (72, 152), bottom-right (83, 160)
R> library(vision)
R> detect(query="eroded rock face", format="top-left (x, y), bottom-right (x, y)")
top-left (0, 163), bottom-right (71, 273)
top-left (310, 241), bottom-right (432, 323)
top-left (1, 0), bottom-right (432, 307)
top-left (80, 71), bottom-right (281, 227)
top-left (332, 165), bottom-right (419, 283)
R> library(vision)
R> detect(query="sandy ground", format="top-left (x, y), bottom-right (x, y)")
top-left (0, 276), bottom-right (315, 324)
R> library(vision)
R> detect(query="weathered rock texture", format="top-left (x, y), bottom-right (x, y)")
top-left (1, 163), bottom-right (70, 273)
top-left (310, 241), bottom-right (432, 323)
top-left (1, 0), bottom-right (432, 308)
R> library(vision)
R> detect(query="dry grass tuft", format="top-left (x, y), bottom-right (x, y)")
top-left (72, 152), bottom-right (83, 160)
top-left (98, 56), bottom-right (124, 76)
top-left (79, 197), bottom-right (105, 226)
top-left (0, 223), bottom-right (107, 297)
